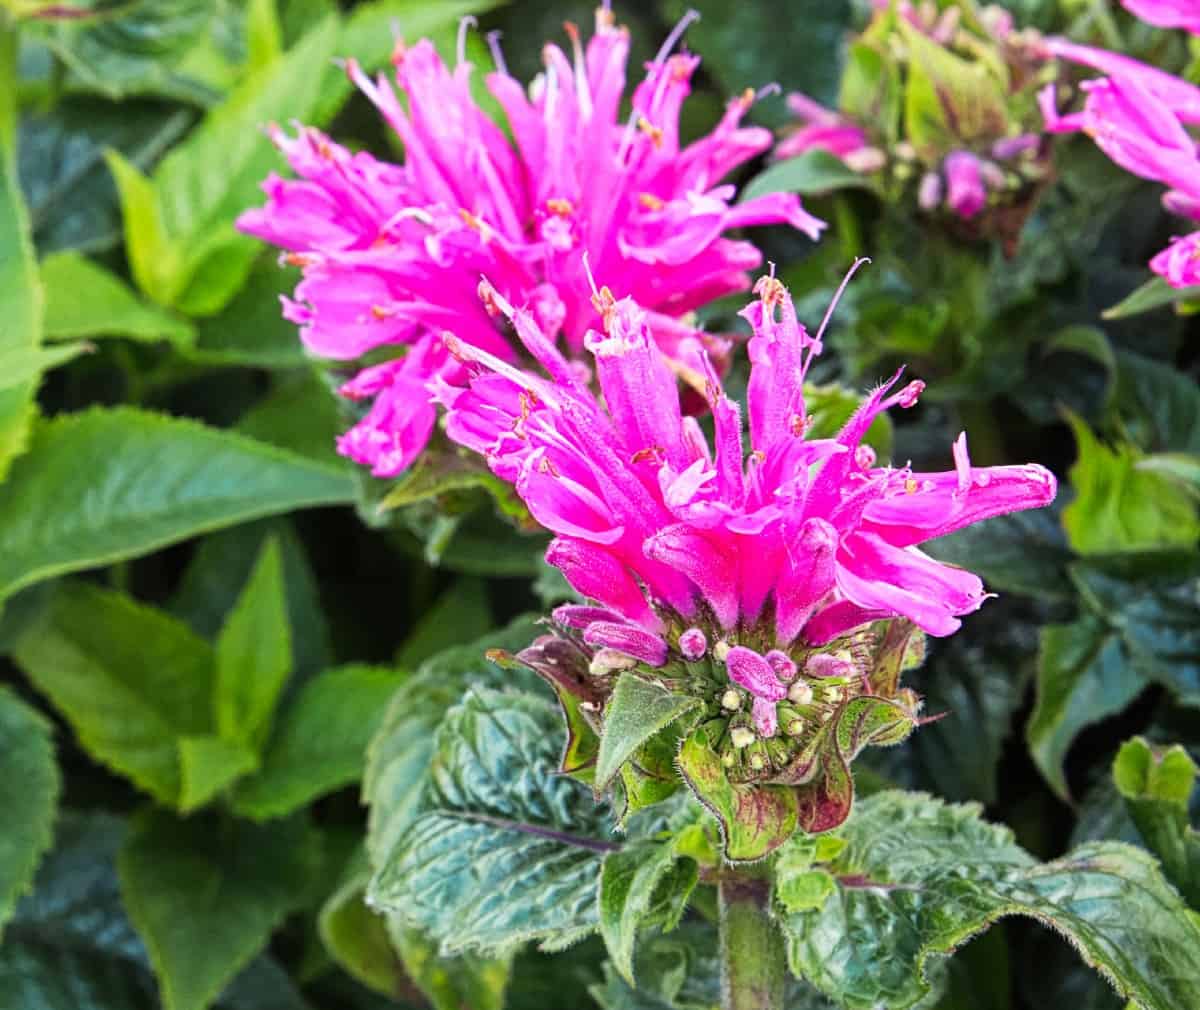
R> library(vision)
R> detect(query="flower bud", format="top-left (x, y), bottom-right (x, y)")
top-left (589, 648), bottom-right (638, 676)
top-left (766, 650), bottom-right (798, 682)
top-left (730, 726), bottom-right (756, 749)
top-left (721, 689), bottom-right (743, 711)
top-left (679, 626), bottom-right (708, 661)
top-left (788, 680), bottom-right (814, 705)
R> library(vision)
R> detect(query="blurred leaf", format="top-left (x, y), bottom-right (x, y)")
top-left (0, 33), bottom-right (42, 484)
top-left (118, 809), bottom-right (320, 1010)
top-left (317, 847), bottom-right (407, 999)
top-left (388, 923), bottom-right (511, 1010)
top-left (170, 519), bottom-right (331, 681)
top-left (1062, 412), bottom-right (1199, 556)
top-left (1103, 276), bottom-right (1200, 319)
top-left (394, 578), bottom-right (491, 669)
top-left (235, 369), bottom-right (341, 466)
top-left (244, 0), bottom-right (282, 74)
top-left (781, 791), bottom-right (1200, 1010)
top-left (740, 150), bottom-right (874, 203)
top-left (1027, 615), bottom-right (1146, 802)
top-left (0, 407), bottom-right (354, 603)
top-left (368, 688), bottom-right (611, 955)
top-left (0, 687), bottom-right (59, 937)
top-left (188, 256), bottom-right (307, 366)
top-left (19, 100), bottom-right (192, 255)
top-left (925, 506), bottom-right (1073, 601)
top-left (13, 580), bottom-right (218, 807)
top-left (0, 343), bottom-right (87, 392)
top-left (1042, 325), bottom-right (1116, 403)
top-left (1113, 736), bottom-right (1200, 907)
top-left (363, 616), bottom-right (546, 870)
top-left (1113, 351), bottom-right (1200, 455)
top-left (214, 537), bottom-right (292, 748)
top-left (40, 250), bottom-right (194, 346)
top-left (1136, 453), bottom-right (1200, 499)
top-left (232, 664), bottom-right (404, 821)
top-left (839, 40), bottom-right (901, 142)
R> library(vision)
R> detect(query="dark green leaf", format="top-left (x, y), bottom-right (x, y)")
top-left (214, 537), bottom-right (292, 748)
top-left (118, 810), bottom-right (321, 1010)
top-left (232, 664), bottom-right (404, 820)
top-left (394, 578), bottom-right (492, 670)
top-left (1027, 616), bottom-right (1146, 801)
top-left (13, 580), bottom-right (217, 807)
top-left (596, 674), bottom-right (700, 793)
top-left (1113, 351), bottom-right (1200, 455)
top-left (1113, 737), bottom-right (1200, 907)
top-left (0, 407), bottom-right (354, 603)
top-left (234, 369), bottom-right (342, 466)
top-left (1103, 276), bottom-right (1200, 320)
top-left (781, 791), bottom-right (1200, 1010)
top-left (740, 150), bottom-right (874, 203)
top-left (0, 687), bottom-right (59, 936)
top-left (368, 689), bottom-right (613, 954)
top-left (387, 923), bottom-right (511, 1010)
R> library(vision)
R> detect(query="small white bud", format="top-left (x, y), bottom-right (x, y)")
top-left (788, 681), bottom-right (814, 705)
top-left (730, 726), bottom-right (756, 749)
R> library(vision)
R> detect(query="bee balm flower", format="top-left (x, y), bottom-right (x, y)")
top-left (237, 9), bottom-right (824, 477)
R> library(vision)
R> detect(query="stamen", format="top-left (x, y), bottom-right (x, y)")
top-left (456, 15), bottom-right (476, 67)
top-left (804, 257), bottom-right (870, 377)
top-left (756, 82), bottom-right (782, 102)
top-left (486, 31), bottom-right (508, 75)
top-left (564, 21), bottom-right (594, 119)
top-left (651, 8), bottom-right (700, 69)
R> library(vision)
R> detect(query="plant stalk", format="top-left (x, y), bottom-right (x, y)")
top-left (719, 870), bottom-right (787, 1010)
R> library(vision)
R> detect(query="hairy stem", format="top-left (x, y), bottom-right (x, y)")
top-left (719, 870), bottom-right (787, 1010)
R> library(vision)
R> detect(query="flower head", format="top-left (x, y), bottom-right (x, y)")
top-left (237, 10), bottom-right (824, 477)
top-left (775, 92), bottom-right (874, 167)
top-left (1150, 231), bottom-right (1200, 288)
top-left (1122, 0), bottom-right (1200, 35)
top-left (943, 150), bottom-right (988, 219)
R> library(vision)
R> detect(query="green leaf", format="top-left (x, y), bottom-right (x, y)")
top-left (0, 32), bottom-right (43, 483)
top-left (235, 369), bottom-right (342, 467)
top-left (781, 791), bottom-right (1200, 1010)
top-left (1114, 351), bottom-right (1200, 455)
top-left (245, 0), bottom-right (283, 74)
top-left (368, 688), bottom-right (613, 954)
top-left (1103, 276), bottom-right (1200, 319)
top-left (0, 687), bottom-right (59, 937)
top-left (0, 343), bottom-right (88, 393)
top-left (118, 810), bottom-right (320, 1010)
top-left (388, 923), bottom-right (511, 1010)
top-left (1136, 453), bottom-right (1200, 499)
top-left (1113, 737), bottom-right (1200, 907)
top-left (363, 615), bottom-right (546, 867)
top-left (1027, 616), bottom-right (1146, 801)
top-left (1062, 412), bottom-right (1199, 556)
top-left (13, 581), bottom-right (217, 807)
top-left (599, 839), bottom-right (697, 986)
top-left (187, 257), bottom-right (307, 367)
top-left (317, 847), bottom-right (406, 998)
top-left (676, 726), bottom-right (799, 863)
top-left (40, 251), bottom-right (194, 346)
top-left (232, 664), bottom-right (404, 820)
top-left (214, 538), bottom-right (292, 748)
top-left (104, 148), bottom-right (183, 306)
top-left (177, 735), bottom-right (258, 814)
top-left (595, 674), bottom-right (700, 793)
top-left (740, 149), bottom-right (874, 203)
top-left (395, 578), bottom-right (492, 669)
top-left (0, 407), bottom-right (354, 603)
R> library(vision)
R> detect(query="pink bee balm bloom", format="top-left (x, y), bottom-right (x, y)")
top-left (776, 92), bottom-right (872, 164)
top-left (1150, 231), bottom-right (1200, 287)
top-left (440, 266), bottom-right (1057, 653)
top-left (943, 151), bottom-right (988, 219)
top-left (1123, 0), bottom-right (1200, 34)
top-left (237, 10), bottom-right (825, 477)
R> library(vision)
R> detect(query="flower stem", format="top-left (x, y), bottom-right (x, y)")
top-left (719, 870), bottom-right (787, 1010)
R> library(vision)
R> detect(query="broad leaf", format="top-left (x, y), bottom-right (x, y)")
top-left (395, 578), bottom-right (492, 669)
top-left (188, 256), bottom-right (307, 367)
top-left (233, 665), bottom-right (404, 820)
top-left (1113, 351), bottom-right (1200, 455)
top-left (0, 35), bottom-right (43, 483)
top-left (1062, 412), bottom-right (1198, 556)
top-left (1103, 276), bottom-right (1200, 319)
top-left (13, 581), bottom-right (217, 807)
top-left (118, 810), bottom-right (320, 1010)
top-left (740, 149), bottom-right (874, 203)
top-left (214, 538), bottom-right (292, 748)
top-left (387, 924), bottom-right (511, 1010)
top-left (0, 344), bottom-right (86, 393)
top-left (1136, 453), bottom-right (1200, 500)
top-left (1113, 736), bottom-right (1200, 907)
top-left (368, 689), bottom-right (613, 954)
top-left (0, 687), bottom-right (59, 936)
top-left (177, 735), bottom-right (258, 814)
top-left (235, 369), bottom-right (342, 467)
top-left (595, 674), bottom-right (700, 793)
top-left (0, 407), bottom-right (354, 603)
top-left (1027, 616), bottom-right (1146, 801)
top-left (781, 791), bottom-right (1200, 1010)
top-left (40, 251), bottom-right (194, 346)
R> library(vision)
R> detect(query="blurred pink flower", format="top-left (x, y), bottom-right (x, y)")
top-left (943, 151), bottom-right (988, 218)
top-left (1150, 231), bottom-right (1200, 287)
top-left (1123, 0), bottom-right (1200, 34)
top-left (238, 11), bottom-right (824, 476)
top-left (776, 92), bottom-right (872, 164)
top-left (440, 267), bottom-right (1057, 669)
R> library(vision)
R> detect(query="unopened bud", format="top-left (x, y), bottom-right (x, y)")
top-left (806, 653), bottom-right (853, 680)
top-left (730, 726), bottom-right (756, 749)
top-left (721, 689), bottom-right (743, 711)
top-left (749, 751), bottom-right (767, 772)
top-left (788, 681), bottom-right (814, 705)
top-left (713, 639), bottom-right (731, 661)
top-left (588, 648), bottom-right (637, 676)
top-left (917, 171), bottom-right (943, 211)
top-left (766, 650), bottom-right (797, 682)
top-left (679, 627), bottom-right (708, 661)
top-left (844, 146), bottom-right (886, 174)
top-left (721, 750), bottom-right (737, 768)
top-left (786, 717), bottom-right (806, 737)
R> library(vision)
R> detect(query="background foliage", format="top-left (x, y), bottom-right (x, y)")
top-left (1, 1), bottom-right (1198, 1008)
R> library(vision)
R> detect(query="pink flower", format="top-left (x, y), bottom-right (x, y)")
top-left (1150, 231), bottom-right (1200, 287)
top-left (776, 92), bottom-right (872, 164)
top-left (440, 267), bottom-right (1057, 661)
top-left (237, 12), bottom-right (824, 477)
top-left (1042, 36), bottom-right (1200, 124)
top-left (1040, 75), bottom-right (1200, 197)
top-left (943, 151), bottom-right (988, 219)
top-left (1123, 0), bottom-right (1200, 34)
